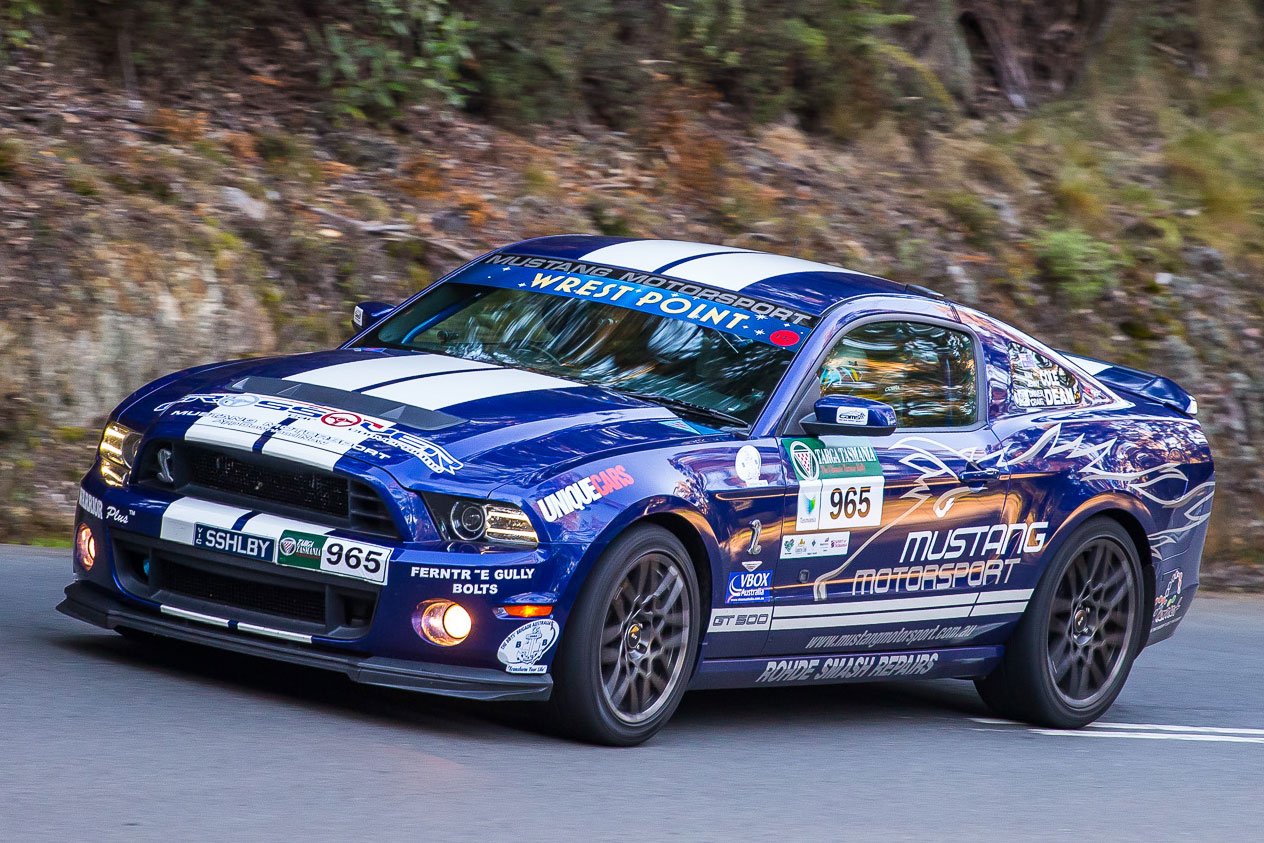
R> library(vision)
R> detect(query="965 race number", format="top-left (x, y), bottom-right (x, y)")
top-left (796, 476), bottom-right (884, 531)
top-left (276, 530), bottom-right (391, 584)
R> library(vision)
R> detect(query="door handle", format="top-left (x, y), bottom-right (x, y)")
top-left (960, 467), bottom-right (1001, 487)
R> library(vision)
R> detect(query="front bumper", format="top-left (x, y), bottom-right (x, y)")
top-left (58, 581), bottom-right (552, 702)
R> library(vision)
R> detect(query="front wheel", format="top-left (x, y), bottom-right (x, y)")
top-left (976, 517), bottom-right (1146, 727)
top-left (548, 525), bottom-right (701, 746)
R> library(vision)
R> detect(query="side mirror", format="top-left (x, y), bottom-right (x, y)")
top-left (353, 301), bottom-right (394, 331)
top-left (801, 395), bottom-right (896, 437)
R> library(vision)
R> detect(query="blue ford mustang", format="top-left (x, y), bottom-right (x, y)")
top-left (60, 236), bottom-right (1215, 745)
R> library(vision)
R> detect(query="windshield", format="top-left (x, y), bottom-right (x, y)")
top-left (362, 259), bottom-right (813, 427)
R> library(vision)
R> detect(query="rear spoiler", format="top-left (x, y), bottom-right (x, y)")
top-left (1060, 353), bottom-right (1198, 416)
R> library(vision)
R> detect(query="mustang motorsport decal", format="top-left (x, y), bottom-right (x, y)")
top-left (497, 619), bottom-right (560, 674)
top-left (785, 437), bottom-right (884, 531)
top-left (536, 465), bottom-right (634, 522)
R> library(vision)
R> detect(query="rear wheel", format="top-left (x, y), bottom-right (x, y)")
top-left (548, 525), bottom-right (701, 746)
top-left (976, 517), bottom-right (1145, 727)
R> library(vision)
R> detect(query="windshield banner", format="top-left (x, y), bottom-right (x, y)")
top-left (472, 257), bottom-right (809, 351)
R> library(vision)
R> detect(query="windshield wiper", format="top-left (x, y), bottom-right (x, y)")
top-left (604, 387), bottom-right (750, 431)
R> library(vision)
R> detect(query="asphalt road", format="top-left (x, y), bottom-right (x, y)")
top-left (3, 546), bottom-right (1262, 842)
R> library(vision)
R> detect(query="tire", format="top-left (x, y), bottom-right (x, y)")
top-left (975, 517), bottom-right (1146, 728)
top-left (548, 525), bottom-right (702, 746)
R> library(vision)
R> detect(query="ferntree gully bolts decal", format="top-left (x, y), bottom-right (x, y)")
top-left (160, 392), bottom-right (462, 475)
top-left (786, 438), bottom-right (885, 531)
top-left (478, 254), bottom-right (809, 350)
top-left (536, 465), bottom-right (635, 522)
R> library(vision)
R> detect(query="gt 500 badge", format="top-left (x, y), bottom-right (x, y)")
top-left (497, 619), bottom-right (560, 674)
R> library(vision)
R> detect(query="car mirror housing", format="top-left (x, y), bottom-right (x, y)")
top-left (353, 301), bottom-right (395, 331)
top-left (801, 395), bottom-right (897, 437)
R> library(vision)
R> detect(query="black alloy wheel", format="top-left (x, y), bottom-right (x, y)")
top-left (548, 525), bottom-right (701, 746)
top-left (975, 517), bottom-right (1146, 728)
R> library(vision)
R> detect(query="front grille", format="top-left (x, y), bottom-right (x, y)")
top-left (163, 558), bottom-right (326, 623)
top-left (185, 445), bottom-right (349, 518)
top-left (114, 535), bottom-right (378, 636)
top-left (138, 441), bottom-right (400, 540)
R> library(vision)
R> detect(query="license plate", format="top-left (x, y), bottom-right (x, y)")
top-left (276, 530), bottom-right (390, 584)
top-left (192, 524), bottom-right (276, 562)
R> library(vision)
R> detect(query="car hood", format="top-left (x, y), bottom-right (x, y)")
top-left (125, 349), bottom-right (722, 495)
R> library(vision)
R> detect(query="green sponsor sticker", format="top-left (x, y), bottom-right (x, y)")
top-left (276, 530), bottom-right (326, 571)
top-left (784, 437), bottom-right (882, 481)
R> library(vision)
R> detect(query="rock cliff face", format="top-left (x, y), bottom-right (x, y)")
top-left (0, 3), bottom-right (1261, 584)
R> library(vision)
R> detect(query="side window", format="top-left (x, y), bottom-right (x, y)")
top-left (1007, 342), bottom-right (1081, 410)
top-left (819, 320), bottom-right (978, 428)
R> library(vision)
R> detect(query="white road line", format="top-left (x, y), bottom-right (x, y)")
top-left (971, 717), bottom-right (1264, 741)
top-left (1028, 729), bottom-right (1264, 744)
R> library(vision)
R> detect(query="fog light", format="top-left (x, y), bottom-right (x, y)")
top-left (412, 599), bottom-right (471, 646)
top-left (76, 524), bottom-right (96, 571)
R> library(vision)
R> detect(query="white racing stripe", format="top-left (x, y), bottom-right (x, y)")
top-left (668, 251), bottom-right (863, 292)
top-left (769, 588), bottom-right (1034, 631)
top-left (364, 368), bottom-right (576, 409)
top-left (239, 512), bottom-right (336, 543)
top-left (970, 601), bottom-right (1030, 617)
top-left (159, 498), bottom-right (255, 546)
top-left (771, 605), bottom-right (985, 631)
top-left (258, 436), bottom-right (343, 471)
top-left (580, 239), bottom-right (751, 271)
top-left (285, 353), bottom-right (495, 390)
top-left (774, 592), bottom-right (978, 618)
top-left (185, 402), bottom-right (293, 450)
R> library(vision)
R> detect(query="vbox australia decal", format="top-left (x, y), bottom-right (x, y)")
top-left (535, 465), bottom-right (634, 522)
top-left (726, 571), bottom-right (772, 604)
top-left (157, 392), bottom-right (463, 475)
top-left (497, 619), bottom-right (560, 674)
top-left (785, 438), bottom-right (885, 532)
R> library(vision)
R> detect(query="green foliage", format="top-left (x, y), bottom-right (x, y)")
top-left (1032, 227), bottom-right (1122, 307)
top-left (935, 190), bottom-right (999, 247)
top-left (665, 0), bottom-right (915, 132)
top-left (0, 0), bottom-right (41, 54)
top-left (316, 0), bottom-right (474, 121)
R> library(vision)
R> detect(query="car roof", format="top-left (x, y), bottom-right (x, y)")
top-left (503, 235), bottom-right (922, 318)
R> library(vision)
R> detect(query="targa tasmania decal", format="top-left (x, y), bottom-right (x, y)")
top-left (785, 438), bottom-right (884, 531)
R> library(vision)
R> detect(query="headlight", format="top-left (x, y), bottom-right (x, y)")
top-left (98, 422), bottom-right (141, 487)
top-left (424, 494), bottom-right (538, 547)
